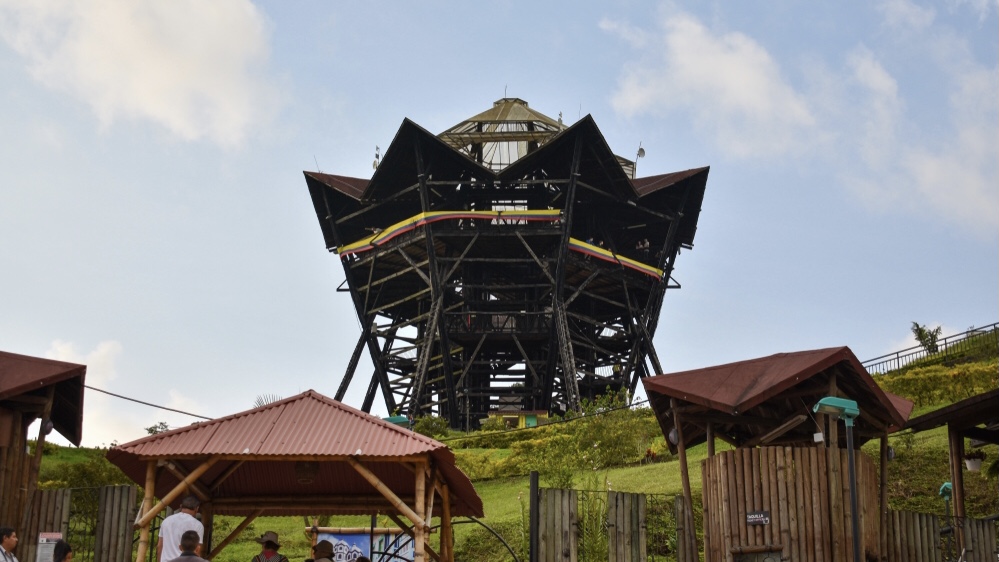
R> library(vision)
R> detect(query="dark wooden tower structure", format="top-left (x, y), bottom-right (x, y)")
top-left (304, 98), bottom-right (708, 428)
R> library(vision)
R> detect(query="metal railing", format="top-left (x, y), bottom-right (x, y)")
top-left (862, 322), bottom-right (999, 375)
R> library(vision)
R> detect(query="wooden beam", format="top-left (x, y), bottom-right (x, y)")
top-left (207, 508), bottom-right (264, 560)
top-left (414, 459), bottom-right (427, 562)
top-left (135, 456), bottom-right (220, 529)
top-left (347, 456), bottom-right (428, 531)
top-left (742, 415), bottom-right (809, 448)
top-left (159, 460), bottom-right (211, 502)
top-left (386, 513), bottom-right (441, 562)
top-left (20, 385), bottom-right (55, 530)
top-left (208, 460), bottom-right (245, 491)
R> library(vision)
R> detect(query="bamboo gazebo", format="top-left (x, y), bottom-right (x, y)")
top-left (107, 390), bottom-right (482, 562)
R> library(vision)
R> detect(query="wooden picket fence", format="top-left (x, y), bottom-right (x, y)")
top-left (538, 488), bottom-right (672, 562)
top-left (20, 488), bottom-right (71, 562)
top-left (20, 485), bottom-right (136, 562)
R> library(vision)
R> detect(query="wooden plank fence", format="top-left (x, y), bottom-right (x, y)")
top-left (608, 491), bottom-right (647, 562)
top-left (540, 488), bottom-right (578, 562)
top-left (20, 488), bottom-right (71, 562)
top-left (961, 517), bottom-right (998, 562)
top-left (94, 485), bottom-right (138, 562)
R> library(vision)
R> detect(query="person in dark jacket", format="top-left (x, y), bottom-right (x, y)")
top-left (166, 531), bottom-right (208, 562)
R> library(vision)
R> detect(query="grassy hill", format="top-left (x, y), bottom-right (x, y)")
top-left (37, 352), bottom-right (998, 562)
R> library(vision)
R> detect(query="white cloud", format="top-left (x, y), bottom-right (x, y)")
top-left (0, 0), bottom-right (279, 147)
top-left (840, 43), bottom-right (998, 235)
top-left (603, 8), bottom-right (998, 235)
top-left (877, 0), bottom-right (935, 30)
top-left (601, 12), bottom-right (816, 158)
top-left (44, 339), bottom-right (127, 446)
top-left (39, 339), bottom-right (211, 446)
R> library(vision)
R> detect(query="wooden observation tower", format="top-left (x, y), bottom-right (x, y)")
top-left (304, 98), bottom-right (708, 428)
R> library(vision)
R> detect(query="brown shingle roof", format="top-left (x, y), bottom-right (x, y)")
top-left (107, 390), bottom-right (483, 517)
top-left (0, 350), bottom-right (86, 446)
top-left (643, 346), bottom-right (913, 451)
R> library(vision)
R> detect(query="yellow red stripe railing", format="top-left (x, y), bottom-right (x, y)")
top-left (336, 209), bottom-right (662, 280)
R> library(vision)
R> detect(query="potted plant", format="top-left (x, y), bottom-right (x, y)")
top-left (964, 449), bottom-right (986, 472)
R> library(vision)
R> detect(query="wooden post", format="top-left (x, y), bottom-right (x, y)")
top-left (671, 399), bottom-right (696, 558)
top-left (441, 483), bottom-right (452, 562)
top-left (948, 426), bottom-right (966, 551)
top-left (879, 432), bottom-right (888, 561)
top-left (135, 461), bottom-right (157, 562)
top-left (414, 460), bottom-right (427, 562)
top-left (20, 386), bottom-right (55, 530)
top-left (706, 423), bottom-right (715, 457)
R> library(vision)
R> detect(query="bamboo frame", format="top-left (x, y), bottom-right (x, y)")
top-left (346, 456), bottom-right (428, 531)
top-left (135, 461), bottom-right (156, 562)
top-left (207, 508), bottom-right (264, 560)
top-left (135, 456), bottom-right (219, 529)
top-left (159, 460), bottom-right (211, 501)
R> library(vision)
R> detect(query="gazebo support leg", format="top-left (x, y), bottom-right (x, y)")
top-left (415, 461), bottom-right (426, 562)
top-left (135, 457), bottom-right (220, 530)
top-left (136, 460), bottom-right (156, 562)
top-left (671, 399), bottom-right (696, 558)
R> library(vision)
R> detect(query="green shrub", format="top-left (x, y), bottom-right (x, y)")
top-left (877, 359), bottom-right (998, 406)
top-left (413, 415), bottom-right (451, 440)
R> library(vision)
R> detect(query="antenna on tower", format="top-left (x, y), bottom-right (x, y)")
top-left (314, 155), bottom-right (321, 173)
top-left (372, 145), bottom-right (381, 170)
top-left (635, 142), bottom-right (645, 177)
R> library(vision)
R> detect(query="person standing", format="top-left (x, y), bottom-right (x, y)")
top-left (157, 496), bottom-right (203, 562)
top-left (166, 531), bottom-right (208, 562)
top-left (309, 540), bottom-right (333, 562)
top-left (0, 527), bottom-right (18, 562)
top-left (251, 532), bottom-right (287, 562)
top-left (52, 540), bottom-right (72, 562)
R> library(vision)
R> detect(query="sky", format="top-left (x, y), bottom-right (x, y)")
top-left (1, 0), bottom-right (996, 447)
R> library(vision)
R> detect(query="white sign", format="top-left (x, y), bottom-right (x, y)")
top-left (35, 532), bottom-right (61, 562)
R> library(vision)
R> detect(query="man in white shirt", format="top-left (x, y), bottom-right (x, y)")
top-left (0, 527), bottom-right (19, 562)
top-left (157, 496), bottom-right (203, 562)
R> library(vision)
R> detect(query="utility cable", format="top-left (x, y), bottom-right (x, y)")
top-left (83, 384), bottom-right (212, 420)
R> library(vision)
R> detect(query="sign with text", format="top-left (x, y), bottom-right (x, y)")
top-left (746, 511), bottom-right (770, 526)
top-left (35, 532), bottom-right (62, 562)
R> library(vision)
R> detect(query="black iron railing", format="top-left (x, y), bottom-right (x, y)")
top-left (863, 322), bottom-right (999, 375)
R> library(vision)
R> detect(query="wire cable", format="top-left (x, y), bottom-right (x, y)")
top-left (84, 384), bottom-right (212, 420)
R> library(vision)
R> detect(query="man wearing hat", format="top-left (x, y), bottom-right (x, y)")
top-left (252, 531), bottom-right (287, 562)
top-left (309, 540), bottom-right (334, 562)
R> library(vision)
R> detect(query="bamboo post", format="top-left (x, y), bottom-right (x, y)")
top-left (414, 460), bottom-right (427, 562)
top-left (135, 461), bottom-right (157, 562)
top-left (346, 456), bottom-right (428, 530)
top-left (441, 483), bottom-right (452, 562)
top-left (135, 457), bottom-right (219, 529)
top-left (671, 399), bottom-right (696, 558)
top-left (948, 426), bottom-right (966, 551)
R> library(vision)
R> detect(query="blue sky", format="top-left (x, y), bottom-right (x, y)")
top-left (1, 0), bottom-right (995, 446)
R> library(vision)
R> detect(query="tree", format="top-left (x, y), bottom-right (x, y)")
top-left (911, 322), bottom-right (943, 353)
top-left (145, 421), bottom-right (170, 435)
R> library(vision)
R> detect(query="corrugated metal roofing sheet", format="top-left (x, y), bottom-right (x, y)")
top-left (0, 350), bottom-right (86, 446)
top-left (107, 390), bottom-right (483, 517)
top-left (304, 171), bottom-right (368, 200)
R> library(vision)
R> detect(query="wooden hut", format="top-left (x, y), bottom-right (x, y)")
top-left (0, 350), bottom-right (86, 529)
top-left (107, 389), bottom-right (483, 562)
top-left (643, 346), bottom-right (913, 562)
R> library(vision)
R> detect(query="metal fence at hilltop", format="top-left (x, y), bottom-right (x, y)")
top-left (863, 322), bottom-right (999, 375)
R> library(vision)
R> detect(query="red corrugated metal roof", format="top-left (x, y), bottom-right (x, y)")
top-left (0, 350), bottom-right (86, 446)
top-left (107, 390), bottom-right (483, 517)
